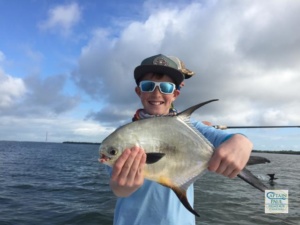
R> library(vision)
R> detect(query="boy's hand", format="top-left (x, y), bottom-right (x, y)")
top-left (110, 146), bottom-right (146, 197)
top-left (208, 134), bottom-right (253, 178)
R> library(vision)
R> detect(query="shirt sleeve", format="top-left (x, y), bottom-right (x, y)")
top-left (191, 119), bottom-right (233, 147)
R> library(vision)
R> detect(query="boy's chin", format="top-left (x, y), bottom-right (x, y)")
top-left (146, 107), bottom-right (168, 115)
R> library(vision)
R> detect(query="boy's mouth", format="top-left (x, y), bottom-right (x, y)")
top-left (149, 101), bottom-right (164, 105)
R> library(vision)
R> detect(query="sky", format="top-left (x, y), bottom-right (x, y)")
top-left (0, 0), bottom-right (299, 151)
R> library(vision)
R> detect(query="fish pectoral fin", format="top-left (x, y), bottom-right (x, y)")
top-left (145, 152), bottom-right (165, 164)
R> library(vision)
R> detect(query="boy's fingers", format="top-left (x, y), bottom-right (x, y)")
top-left (221, 166), bottom-right (235, 177)
top-left (127, 148), bottom-right (145, 183)
top-left (111, 149), bottom-right (131, 178)
top-left (228, 169), bottom-right (239, 179)
top-left (215, 162), bottom-right (228, 174)
top-left (118, 147), bottom-right (140, 179)
top-left (207, 153), bottom-right (221, 172)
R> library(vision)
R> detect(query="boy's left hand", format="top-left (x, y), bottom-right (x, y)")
top-left (207, 134), bottom-right (253, 178)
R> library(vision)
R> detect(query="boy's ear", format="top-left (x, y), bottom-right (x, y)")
top-left (135, 86), bottom-right (141, 96)
top-left (173, 89), bottom-right (180, 99)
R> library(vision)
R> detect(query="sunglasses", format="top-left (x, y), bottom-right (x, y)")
top-left (139, 80), bottom-right (176, 94)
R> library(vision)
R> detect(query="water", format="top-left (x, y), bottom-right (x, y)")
top-left (0, 141), bottom-right (299, 225)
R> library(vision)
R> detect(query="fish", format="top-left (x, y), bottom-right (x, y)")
top-left (99, 99), bottom-right (270, 217)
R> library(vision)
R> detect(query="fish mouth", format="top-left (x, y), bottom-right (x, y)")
top-left (99, 154), bottom-right (111, 163)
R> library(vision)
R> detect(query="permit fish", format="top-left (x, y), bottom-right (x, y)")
top-left (99, 99), bottom-right (270, 217)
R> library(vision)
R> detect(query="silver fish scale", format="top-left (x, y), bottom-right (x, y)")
top-left (101, 115), bottom-right (214, 191)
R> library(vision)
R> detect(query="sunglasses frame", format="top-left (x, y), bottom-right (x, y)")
top-left (139, 80), bottom-right (176, 94)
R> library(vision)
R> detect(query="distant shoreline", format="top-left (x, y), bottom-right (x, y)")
top-left (252, 150), bottom-right (300, 155)
top-left (62, 141), bottom-right (101, 145)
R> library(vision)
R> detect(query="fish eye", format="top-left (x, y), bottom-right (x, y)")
top-left (108, 148), bottom-right (118, 156)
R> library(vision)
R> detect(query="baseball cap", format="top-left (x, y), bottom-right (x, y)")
top-left (134, 54), bottom-right (185, 87)
top-left (167, 56), bottom-right (195, 79)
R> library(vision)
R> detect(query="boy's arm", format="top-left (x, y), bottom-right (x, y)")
top-left (110, 146), bottom-right (146, 197)
top-left (208, 134), bottom-right (253, 178)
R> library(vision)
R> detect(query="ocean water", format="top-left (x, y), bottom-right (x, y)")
top-left (0, 141), bottom-right (299, 225)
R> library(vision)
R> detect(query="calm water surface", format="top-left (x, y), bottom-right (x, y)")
top-left (0, 141), bottom-right (299, 225)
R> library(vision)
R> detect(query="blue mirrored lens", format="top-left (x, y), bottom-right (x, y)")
top-left (140, 81), bottom-right (175, 94)
top-left (159, 82), bottom-right (174, 93)
top-left (140, 81), bottom-right (155, 92)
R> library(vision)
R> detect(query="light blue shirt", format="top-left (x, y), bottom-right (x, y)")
top-left (108, 121), bottom-right (232, 225)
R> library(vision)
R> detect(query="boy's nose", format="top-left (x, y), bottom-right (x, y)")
top-left (153, 86), bottom-right (161, 94)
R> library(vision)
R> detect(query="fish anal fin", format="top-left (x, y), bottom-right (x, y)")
top-left (172, 186), bottom-right (200, 217)
top-left (146, 152), bottom-right (165, 164)
top-left (157, 176), bottom-right (200, 217)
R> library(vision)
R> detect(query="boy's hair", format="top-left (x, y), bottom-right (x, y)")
top-left (167, 56), bottom-right (195, 79)
top-left (136, 73), bottom-right (176, 85)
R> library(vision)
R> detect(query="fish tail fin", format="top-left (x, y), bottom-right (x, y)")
top-left (238, 168), bottom-right (268, 192)
top-left (171, 186), bottom-right (200, 217)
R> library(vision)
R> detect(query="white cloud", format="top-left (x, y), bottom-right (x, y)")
top-left (72, 0), bottom-right (300, 129)
top-left (0, 115), bottom-right (113, 143)
top-left (0, 69), bottom-right (26, 108)
top-left (38, 2), bottom-right (81, 36)
top-left (2, 0), bottom-right (300, 148)
top-left (0, 64), bottom-right (80, 117)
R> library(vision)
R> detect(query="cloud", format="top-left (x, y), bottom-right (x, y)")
top-left (0, 115), bottom-right (113, 143)
top-left (38, 2), bottom-right (81, 36)
top-left (0, 52), bottom-right (27, 108)
top-left (235, 1), bottom-right (300, 69)
top-left (0, 53), bottom-right (105, 142)
top-left (71, 0), bottom-right (300, 128)
top-left (0, 69), bottom-right (26, 108)
top-left (20, 74), bottom-right (81, 115)
top-left (2, 0), bottom-right (299, 146)
top-left (0, 67), bottom-right (80, 117)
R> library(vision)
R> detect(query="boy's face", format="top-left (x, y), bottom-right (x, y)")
top-left (135, 73), bottom-right (180, 115)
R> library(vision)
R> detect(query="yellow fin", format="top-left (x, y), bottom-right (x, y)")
top-left (158, 176), bottom-right (173, 187)
top-left (171, 185), bottom-right (200, 217)
top-left (157, 176), bottom-right (200, 217)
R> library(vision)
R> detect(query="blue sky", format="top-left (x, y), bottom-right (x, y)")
top-left (0, 0), bottom-right (299, 151)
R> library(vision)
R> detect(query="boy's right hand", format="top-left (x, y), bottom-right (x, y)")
top-left (110, 146), bottom-right (146, 197)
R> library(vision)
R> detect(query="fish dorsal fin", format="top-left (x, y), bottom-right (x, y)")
top-left (177, 99), bottom-right (219, 121)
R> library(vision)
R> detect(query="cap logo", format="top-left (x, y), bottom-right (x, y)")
top-left (153, 57), bottom-right (169, 66)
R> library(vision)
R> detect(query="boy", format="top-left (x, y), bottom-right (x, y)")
top-left (108, 54), bottom-right (253, 225)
